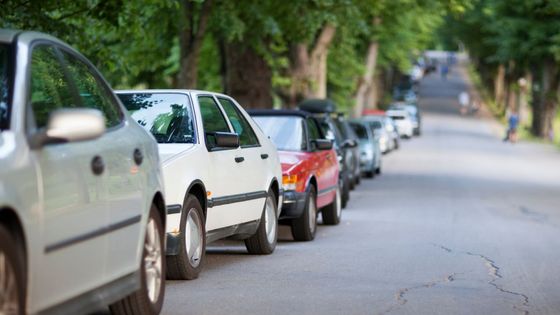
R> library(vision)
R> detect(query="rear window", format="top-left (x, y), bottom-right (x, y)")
top-left (252, 116), bottom-right (305, 151)
top-left (0, 44), bottom-right (10, 130)
top-left (118, 93), bottom-right (196, 144)
top-left (390, 115), bottom-right (405, 120)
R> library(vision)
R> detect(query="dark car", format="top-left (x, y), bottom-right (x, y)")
top-left (332, 113), bottom-right (361, 188)
top-left (298, 99), bottom-right (355, 208)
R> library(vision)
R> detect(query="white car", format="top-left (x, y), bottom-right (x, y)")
top-left (386, 110), bottom-right (414, 139)
top-left (117, 90), bottom-right (283, 280)
top-left (0, 30), bottom-right (166, 315)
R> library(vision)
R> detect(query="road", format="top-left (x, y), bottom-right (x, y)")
top-left (161, 66), bottom-right (560, 315)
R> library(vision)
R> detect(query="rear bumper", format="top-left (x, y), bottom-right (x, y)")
top-left (280, 190), bottom-right (307, 219)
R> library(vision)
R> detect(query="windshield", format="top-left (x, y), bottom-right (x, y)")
top-left (252, 116), bottom-right (305, 151)
top-left (350, 123), bottom-right (368, 140)
top-left (0, 44), bottom-right (10, 130)
top-left (118, 93), bottom-right (195, 144)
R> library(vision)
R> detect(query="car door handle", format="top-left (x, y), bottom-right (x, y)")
top-left (235, 157), bottom-right (245, 163)
top-left (91, 156), bottom-right (105, 175)
top-left (260, 153), bottom-right (269, 159)
top-left (133, 148), bottom-right (143, 165)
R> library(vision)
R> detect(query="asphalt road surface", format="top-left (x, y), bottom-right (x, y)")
top-left (160, 67), bottom-right (560, 315)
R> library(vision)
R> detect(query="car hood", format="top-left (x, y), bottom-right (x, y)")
top-left (158, 143), bottom-right (196, 165)
top-left (278, 151), bottom-right (309, 173)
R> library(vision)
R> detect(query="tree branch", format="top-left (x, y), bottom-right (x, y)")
top-left (310, 24), bottom-right (336, 60)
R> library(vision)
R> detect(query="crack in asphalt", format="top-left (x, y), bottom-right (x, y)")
top-left (433, 244), bottom-right (530, 315)
top-left (378, 273), bottom-right (457, 315)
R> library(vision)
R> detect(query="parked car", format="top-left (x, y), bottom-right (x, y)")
top-left (332, 114), bottom-right (361, 188)
top-left (362, 115), bottom-right (399, 152)
top-left (249, 110), bottom-right (341, 241)
top-left (117, 90), bottom-right (283, 280)
top-left (0, 30), bottom-right (166, 315)
top-left (389, 103), bottom-right (421, 136)
top-left (349, 120), bottom-right (382, 178)
top-left (386, 109), bottom-right (414, 139)
top-left (298, 99), bottom-right (355, 208)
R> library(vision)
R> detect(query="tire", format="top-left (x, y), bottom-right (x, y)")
top-left (167, 195), bottom-right (206, 280)
top-left (365, 169), bottom-right (375, 178)
top-left (290, 186), bottom-right (317, 242)
top-left (110, 206), bottom-right (165, 315)
top-left (355, 173), bottom-right (361, 185)
top-left (322, 186), bottom-right (342, 225)
top-left (245, 190), bottom-right (278, 254)
top-left (341, 174), bottom-right (350, 209)
top-left (394, 139), bottom-right (399, 150)
top-left (0, 225), bottom-right (25, 315)
top-left (376, 166), bottom-right (381, 175)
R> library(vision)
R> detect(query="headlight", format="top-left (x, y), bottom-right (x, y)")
top-left (282, 174), bottom-right (298, 191)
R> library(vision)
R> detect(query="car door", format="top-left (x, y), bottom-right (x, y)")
top-left (197, 95), bottom-right (245, 231)
top-left (26, 44), bottom-right (108, 309)
top-left (307, 118), bottom-right (337, 207)
top-left (59, 49), bottom-right (145, 280)
top-left (216, 96), bottom-right (266, 222)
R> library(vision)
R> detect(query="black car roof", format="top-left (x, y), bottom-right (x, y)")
top-left (247, 109), bottom-right (313, 118)
top-left (297, 99), bottom-right (337, 113)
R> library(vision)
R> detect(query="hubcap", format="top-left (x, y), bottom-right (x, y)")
top-left (185, 209), bottom-right (203, 268)
top-left (144, 217), bottom-right (162, 304)
top-left (308, 196), bottom-right (317, 234)
top-left (0, 252), bottom-right (18, 315)
top-left (264, 196), bottom-right (277, 244)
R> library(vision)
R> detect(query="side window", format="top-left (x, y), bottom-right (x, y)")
top-left (60, 50), bottom-right (122, 128)
top-left (198, 96), bottom-right (230, 148)
top-left (30, 46), bottom-right (80, 129)
top-left (218, 97), bottom-right (259, 147)
top-left (307, 118), bottom-right (322, 141)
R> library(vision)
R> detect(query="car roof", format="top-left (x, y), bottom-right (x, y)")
top-left (0, 29), bottom-right (20, 44)
top-left (247, 109), bottom-right (312, 119)
top-left (115, 89), bottom-right (234, 99)
top-left (298, 99), bottom-right (337, 114)
top-left (386, 109), bottom-right (408, 116)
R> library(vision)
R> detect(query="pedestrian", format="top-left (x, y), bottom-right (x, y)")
top-left (458, 91), bottom-right (469, 115)
top-left (503, 110), bottom-right (519, 143)
top-left (441, 64), bottom-right (449, 80)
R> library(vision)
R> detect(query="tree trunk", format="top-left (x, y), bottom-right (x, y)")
top-left (354, 40), bottom-right (379, 117)
top-left (284, 24), bottom-right (336, 107)
top-left (224, 43), bottom-right (273, 109)
top-left (531, 58), bottom-right (558, 139)
top-left (177, 0), bottom-right (212, 89)
top-left (494, 63), bottom-right (505, 107)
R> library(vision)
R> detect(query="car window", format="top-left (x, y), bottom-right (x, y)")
top-left (218, 97), bottom-right (259, 147)
top-left (198, 96), bottom-right (230, 148)
top-left (307, 118), bottom-right (322, 141)
top-left (350, 123), bottom-right (368, 140)
top-left (252, 116), bottom-right (305, 151)
top-left (29, 45), bottom-right (78, 129)
top-left (60, 50), bottom-right (122, 128)
top-left (118, 93), bottom-right (195, 144)
top-left (0, 45), bottom-right (10, 130)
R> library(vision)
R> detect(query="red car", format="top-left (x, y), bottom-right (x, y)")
top-left (249, 110), bottom-right (341, 241)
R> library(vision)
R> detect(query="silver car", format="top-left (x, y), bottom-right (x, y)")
top-left (349, 120), bottom-right (382, 178)
top-left (0, 30), bottom-right (166, 315)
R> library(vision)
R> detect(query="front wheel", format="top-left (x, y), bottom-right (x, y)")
top-left (322, 186), bottom-right (342, 225)
top-left (110, 206), bottom-right (165, 315)
top-left (167, 195), bottom-right (206, 280)
top-left (291, 186), bottom-right (317, 241)
top-left (245, 190), bottom-right (278, 254)
top-left (0, 225), bottom-right (24, 315)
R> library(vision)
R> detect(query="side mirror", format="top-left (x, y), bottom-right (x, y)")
top-left (214, 132), bottom-right (240, 148)
top-left (342, 139), bottom-right (357, 148)
top-left (313, 139), bottom-right (333, 151)
top-left (29, 109), bottom-right (105, 149)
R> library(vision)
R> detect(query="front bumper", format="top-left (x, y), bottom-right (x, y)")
top-left (280, 190), bottom-right (307, 219)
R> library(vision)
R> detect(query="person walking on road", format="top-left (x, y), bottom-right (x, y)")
top-left (503, 110), bottom-right (519, 143)
top-left (458, 91), bottom-right (469, 115)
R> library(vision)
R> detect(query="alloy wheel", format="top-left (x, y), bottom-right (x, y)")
top-left (144, 217), bottom-right (163, 304)
top-left (0, 251), bottom-right (18, 315)
top-left (185, 209), bottom-right (203, 268)
top-left (264, 196), bottom-right (277, 244)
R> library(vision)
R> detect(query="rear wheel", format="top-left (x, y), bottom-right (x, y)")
top-left (341, 174), bottom-right (350, 209)
top-left (365, 169), bottom-right (375, 178)
top-left (290, 186), bottom-right (317, 241)
top-left (0, 225), bottom-right (24, 315)
top-left (245, 190), bottom-right (278, 254)
top-left (322, 186), bottom-right (341, 225)
top-left (167, 195), bottom-right (205, 280)
top-left (110, 206), bottom-right (165, 315)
